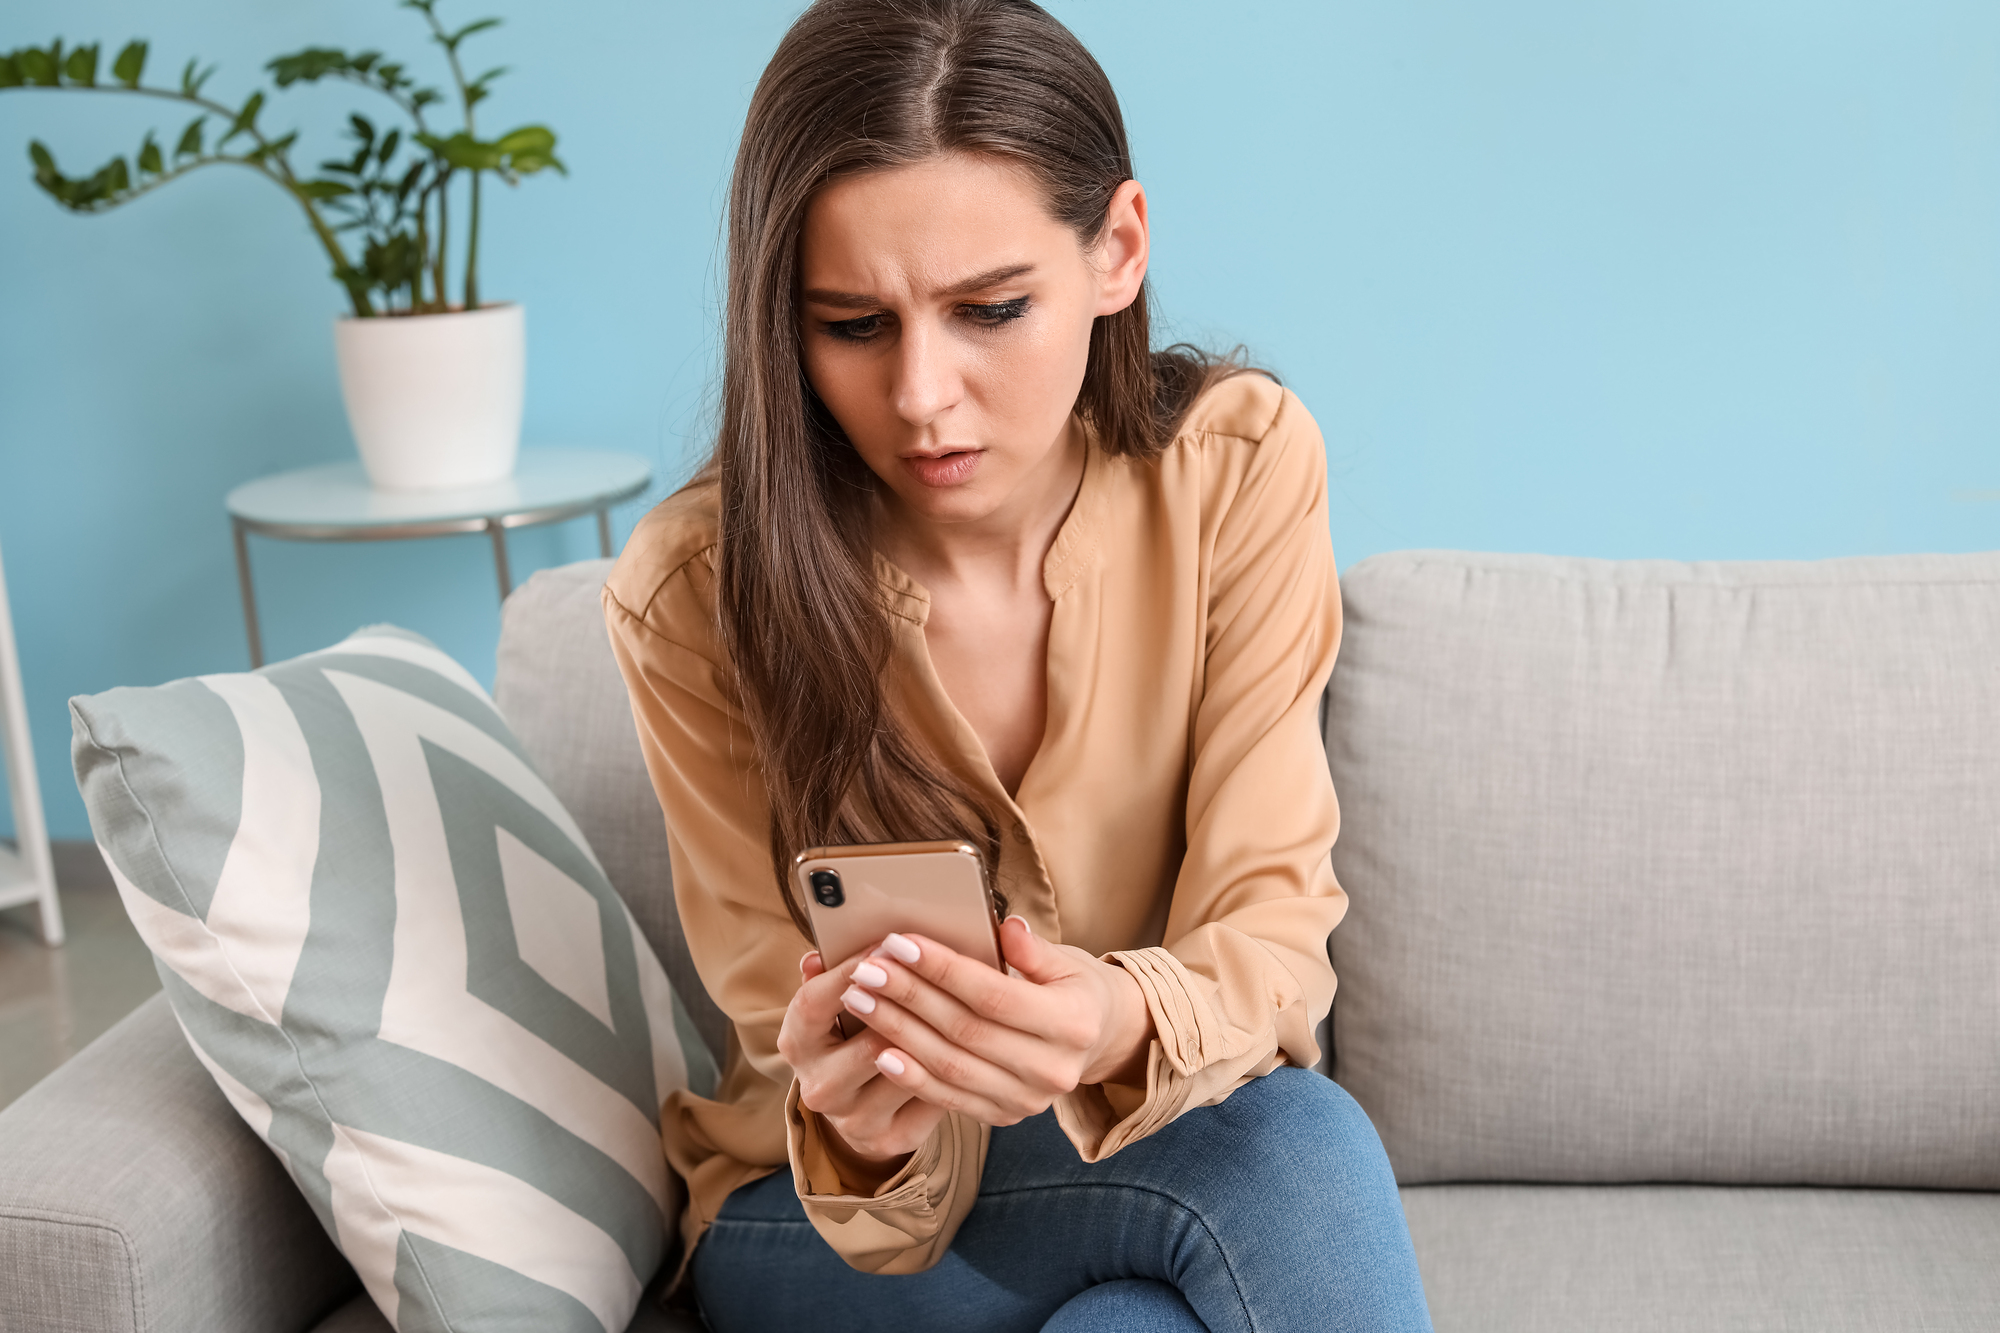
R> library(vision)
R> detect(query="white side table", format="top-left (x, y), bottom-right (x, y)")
top-left (226, 448), bottom-right (651, 668)
top-left (0, 538), bottom-right (63, 946)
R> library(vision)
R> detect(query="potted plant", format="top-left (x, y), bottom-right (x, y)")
top-left (0, 1), bottom-right (564, 490)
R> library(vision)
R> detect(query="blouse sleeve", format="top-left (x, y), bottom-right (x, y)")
top-left (603, 562), bottom-right (982, 1275)
top-left (1053, 387), bottom-right (1348, 1159)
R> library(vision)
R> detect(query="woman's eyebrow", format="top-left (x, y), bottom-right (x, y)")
top-left (800, 263), bottom-right (1036, 309)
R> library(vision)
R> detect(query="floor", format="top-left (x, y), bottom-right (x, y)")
top-left (0, 843), bottom-right (161, 1112)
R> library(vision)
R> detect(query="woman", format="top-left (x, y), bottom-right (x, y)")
top-left (604, 1), bottom-right (1432, 1328)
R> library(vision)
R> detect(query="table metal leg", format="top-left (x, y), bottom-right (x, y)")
top-left (487, 519), bottom-right (513, 601)
top-left (232, 517), bottom-right (265, 669)
top-left (597, 507), bottom-right (613, 559)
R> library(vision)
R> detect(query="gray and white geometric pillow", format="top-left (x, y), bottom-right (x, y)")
top-left (70, 626), bottom-right (716, 1333)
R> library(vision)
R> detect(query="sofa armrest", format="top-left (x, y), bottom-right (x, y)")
top-left (0, 991), bottom-right (358, 1333)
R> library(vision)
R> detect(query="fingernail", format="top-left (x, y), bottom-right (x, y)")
top-left (853, 961), bottom-right (888, 988)
top-left (799, 950), bottom-right (819, 976)
top-left (1006, 914), bottom-right (1033, 937)
top-left (882, 933), bottom-right (921, 964)
top-left (841, 986), bottom-right (876, 1015)
top-left (876, 1051), bottom-right (906, 1077)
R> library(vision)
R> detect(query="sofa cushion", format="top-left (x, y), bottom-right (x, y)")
top-left (70, 626), bottom-right (719, 1333)
top-left (1402, 1183), bottom-right (2000, 1332)
top-left (495, 560), bottom-right (731, 1066)
top-left (1328, 552), bottom-right (2000, 1187)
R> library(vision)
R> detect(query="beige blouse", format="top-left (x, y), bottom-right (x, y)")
top-left (603, 373), bottom-right (1347, 1276)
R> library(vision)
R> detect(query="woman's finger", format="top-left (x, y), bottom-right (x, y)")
top-left (848, 954), bottom-right (1072, 1091)
top-left (869, 1043), bottom-right (1034, 1127)
top-left (841, 983), bottom-right (1053, 1115)
top-left (866, 931), bottom-right (1094, 1053)
top-left (788, 946), bottom-right (877, 1040)
top-left (792, 1024), bottom-right (896, 1118)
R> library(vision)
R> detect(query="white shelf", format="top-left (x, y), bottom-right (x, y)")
top-left (1, 535), bottom-right (63, 945)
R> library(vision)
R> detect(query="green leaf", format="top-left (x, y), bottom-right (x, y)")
top-left (0, 54), bottom-right (20, 88)
top-left (91, 156), bottom-right (131, 198)
top-left (470, 65), bottom-right (509, 89)
top-left (494, 125), bottom-right (555, 155)
top-left (222, 89), bottom-right (264, 143)
top-left (137, 133), bottom-right (162, 175)
top-left (19, 47), bottom-right (59, 87)
top-left (180, 57), bottom-right (215, 97)
top-left (175, 116), bottom-right (204, 158)
top-left (297, 179), bottom-right (354, 200)
top-left (436, 132), bottom-right (503, 172)
top-left (349, 113), bottom-right (375, 143)
top-left (396, 159), bottom-right (425, 200)
top-left (378, 128), bottom-right (401, 164)
top-left (28, 140), bottom-right (54, 173)
top-left (243, 130), bottom-right (296, 165)
top-left (444, 18), bottom-right (502, 50)
top-left (267, 47), bottom-right (360, 88)
top-left (112, 39), bottom-right (146, 87)
top-left (64, 42), bottom-right (98, 87)
top-left (510, 151), bottom-right (565, 177)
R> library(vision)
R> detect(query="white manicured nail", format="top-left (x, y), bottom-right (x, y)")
top-left (853, 961), bottom-right (888, 988)
top-left (876, 1051), bottom-right (906, 1077)
top-left (841, 986), bottom-right (876, 1015)
top-left (882, 933), bottom-right (921, 964)
top-left (1006, 914), bottom-right (1033, 937)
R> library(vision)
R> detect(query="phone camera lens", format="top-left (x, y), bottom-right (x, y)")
top-left (809, 869), bottom-right (844, 908)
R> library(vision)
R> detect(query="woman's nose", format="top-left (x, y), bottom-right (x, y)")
top-left (890, 321), bottom-right (961, 426)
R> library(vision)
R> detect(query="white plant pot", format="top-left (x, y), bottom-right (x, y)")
top-left (334, 303), bottom-right (525, 491)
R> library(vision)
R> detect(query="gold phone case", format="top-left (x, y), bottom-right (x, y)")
top-left (792, 839), bottom-right (1003, 974)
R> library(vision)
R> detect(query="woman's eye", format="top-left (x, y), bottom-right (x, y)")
top-left (961, 297), bottom-right (1030, 327)
top-left (824, 314), bottom-right (886, 342)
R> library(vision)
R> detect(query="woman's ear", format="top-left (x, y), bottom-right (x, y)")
top-left (1092, 178), bottom-right (1150, 317)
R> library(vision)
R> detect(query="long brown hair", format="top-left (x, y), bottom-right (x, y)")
top-left (714, 0), bottom-right (1245, 935)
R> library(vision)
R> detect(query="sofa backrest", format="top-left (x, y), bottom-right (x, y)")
top-left (494, 559), bottom-right (733, 1064)
top-left (495, 549), bottom-right (2000, 1192)
top-left (1326, 551), bottom-right (2000, 1190)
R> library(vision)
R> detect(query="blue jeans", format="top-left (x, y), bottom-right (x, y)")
top-left (691, 1067), bottom-right (1434, 1332)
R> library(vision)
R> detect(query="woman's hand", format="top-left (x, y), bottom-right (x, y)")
top-left (838, 916), bottom-right (1156, 1126)
top-left (776, 948), bottom-right (945, 1177)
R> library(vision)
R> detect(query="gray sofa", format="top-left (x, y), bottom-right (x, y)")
top-left (3, 549), bottom-right (1994, 1331)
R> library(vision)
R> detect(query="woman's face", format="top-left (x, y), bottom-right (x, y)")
top-left (797, 153), bottom-right (1148, 529)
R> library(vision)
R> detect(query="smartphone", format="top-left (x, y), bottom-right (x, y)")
top-left (792, 840), bottom-right (1004, 990)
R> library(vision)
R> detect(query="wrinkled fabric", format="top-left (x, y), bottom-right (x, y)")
top-left (692, 1068), bottom-right (1432, 1333)
top-left (604, 375), bottom-right (1347, 1274)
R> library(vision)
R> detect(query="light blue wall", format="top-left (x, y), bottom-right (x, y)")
top-left (3, 1), bottom-right (1996, 840)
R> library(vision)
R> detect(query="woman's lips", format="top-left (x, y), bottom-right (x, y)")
top-left (901, 449), bottom-right (982, 489)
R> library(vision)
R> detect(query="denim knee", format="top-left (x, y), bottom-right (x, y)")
top-left (1169, 1066), bottom-right (1394, 1195)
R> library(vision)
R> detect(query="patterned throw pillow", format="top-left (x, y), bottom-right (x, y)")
top-left (69, 626), bottom-right (717, 1333)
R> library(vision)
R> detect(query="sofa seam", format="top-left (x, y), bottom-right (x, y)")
top-left (0, 1205), bottom-right (147, 1331)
